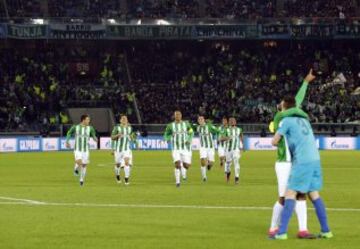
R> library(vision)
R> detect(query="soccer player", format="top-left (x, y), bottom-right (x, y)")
top-left (217, 117), bottom-right (228, 167)
top-left (164, 110), bottom-right (194, 187)
top-left (111, 114), bottom-right (136, 185)
top-left (271, 96), bottom-right (333, 240)
top-left (222, 117), bottom-right (243, 184)
top-left (66, 114), bottom-right (98, 186)
top-left (196, 116), bottom-right (218, 182)
top-left (268, 69), bottom-right (316, 238)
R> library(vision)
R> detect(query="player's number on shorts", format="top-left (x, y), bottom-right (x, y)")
top-left (297, 118), bottom-right (310, 136)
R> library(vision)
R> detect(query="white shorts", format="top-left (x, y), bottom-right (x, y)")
top-left (172, 150), bottom-right (192, 164)
top-left (200, 147), bottom-right (215, 162)
top-left (275, 161), bottom-right (292, 197)
top-left (74, 151), bottom-right (90, 164)
top-left (218, 146), bottom-right (225, 158)
top-left (226, 149), bottom-right (241, 162)
top-left (114, 150), bottom-right (132, 166)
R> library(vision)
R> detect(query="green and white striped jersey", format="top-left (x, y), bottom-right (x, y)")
top-left (217, 125), bottom-right (228, 148)
top-left (66, 124), bottom-right (96, 152)
top-left (111, 124), bottom-right (134, 152)
top-left (196, 123), bottom-right (218, 149)
top-left (224, 127), bottom-right (243, 152)
top-left (164, 121), bottom-right (194, 151)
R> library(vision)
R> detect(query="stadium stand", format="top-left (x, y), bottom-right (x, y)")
top-left (1, 0), bottom-right (358, 19)
top-left (1, 41), bottom-right (359, 132)
top-left (0, 1), bottom-right (359, 135)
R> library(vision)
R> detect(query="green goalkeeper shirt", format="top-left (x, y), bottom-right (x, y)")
top-left (274, 80), bottom-right (309, 162)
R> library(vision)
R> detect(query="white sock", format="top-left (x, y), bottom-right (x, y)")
top-left (295, 200), bottom-right (308, 231)
top-left (74, 163), bottom-right (79, 171)
top-left (181, 165), bottom-right (187, 179)
top-left (225, 162), bottom-right (231, 173)
top-left (124, 165), bottom-right (130, 179)
top-left (234, 160), bottom-right (240, 178)
top-left (201, 166), bottom-right (207, 179)
top-left (270, 201), bottom-right (284, 230)
top-left (174, 168), bottom-right (180, 184)
top-left (115, 166), bottom-right (120, 176)
top-left (80, 166), bottom-right (87, 182)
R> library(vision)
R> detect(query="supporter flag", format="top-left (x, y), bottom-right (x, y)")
top-left (319, 72), bottom-right (347, 91)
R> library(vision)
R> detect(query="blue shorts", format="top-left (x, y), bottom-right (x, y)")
top-left (287, 161), bottom-right (323, 193)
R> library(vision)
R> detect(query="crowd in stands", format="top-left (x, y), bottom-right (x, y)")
top-left (127, 41), bottom-right (360, 124)
top-left (204, 0), bottom-right (275, 19)
top-left (1, 0), bottom-right (358, 19)
top-left (127, 0), bottom-right (200, 19)
top-left (0, 46), bottom-right (134, 131)
top-left (3, 0), bottom-right (41, 18)
top-left (281, 0), bottom-right (356, 18)
top-left (0, 0), bottom-right (123, 18)
top-left (48, 0), bottom-right (123, 18)
top-left (1, 41), bottom-right (359, 132)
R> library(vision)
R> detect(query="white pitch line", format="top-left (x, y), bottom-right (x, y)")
top-left (0, 196), bottom-right (45, 205)
top-left (0, 202), bottom-right (29, 205)
top-left (0, 196), bottom-right (359, 212)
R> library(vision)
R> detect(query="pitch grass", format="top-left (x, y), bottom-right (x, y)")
top-left (0, 150), bottom-right (359, 249)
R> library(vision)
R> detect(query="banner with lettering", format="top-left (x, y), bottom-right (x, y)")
top-left (1, 136), bottom-right (359, 152)
top-left (7, 24), bottom-right (47, 39)
top-left (49, 24), bottom-right (106, 39)
top-left (107, 25), bottom-right (255, 39)
top-left (0, 22), bottom-right (360, 40)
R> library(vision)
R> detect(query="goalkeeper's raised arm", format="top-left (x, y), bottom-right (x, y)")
top-left (295, 69), bottom-right (316, 107)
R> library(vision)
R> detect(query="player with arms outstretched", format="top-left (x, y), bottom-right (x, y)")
top-left (164, 110), bottom-right (194, 187)
top-left (111, 114), bottom-right (136, 185)
top-left (195, 115), bottom-right (218, 182)
top-left (66, 114), bottom-right (98, 186)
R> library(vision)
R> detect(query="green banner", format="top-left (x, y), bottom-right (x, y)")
top-left (107, 25), bottom-right (255, 39)
top-left (7, 24), bottom-right (46, 39)
top-left (49, 24), bottom-right (106, 39)
top-left (2, 22), bottom-right (360, 40)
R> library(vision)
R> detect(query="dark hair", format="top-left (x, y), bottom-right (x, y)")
top-left (119, 114), bottom-right (127, 119)
top-left (80, 114), bottom-right (89, 122)
top-left (222, 116), bottom-right (227, 120)
top-left (282, 95), bottom-right (296, 109)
